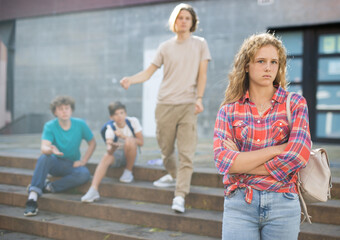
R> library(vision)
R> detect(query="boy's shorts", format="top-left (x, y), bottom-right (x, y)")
top-left (111, 148), bottom-right (138, 168)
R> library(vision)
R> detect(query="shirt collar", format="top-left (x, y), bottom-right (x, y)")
top-left (241, 86), bottom-right (286, 104)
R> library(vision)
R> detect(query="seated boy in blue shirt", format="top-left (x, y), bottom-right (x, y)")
top-left (24, 96), bottom-right (96, 216)
top-left (81, 101), bottom-right (143, 203)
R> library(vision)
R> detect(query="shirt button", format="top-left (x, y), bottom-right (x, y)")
top-left (257, 120), bottom-right (260, 123)
top-left (279, 123), bottom-right (282, 126)
top-left (257, 139), bottom-right (260, 142)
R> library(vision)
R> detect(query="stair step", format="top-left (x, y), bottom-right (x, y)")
top-left (1, 166), bottom-right (340, 224)
top-left (2, 184), bottom-right (340, 239)
top-left (0, 155), bottom-right (224, 188)
top-left (307, 200), bottom-right (340, 225)
top-left (0, 166), bottom-right (225, 211)
top-left (0, 229), bottom-right (52, 240)
top-left (1, 165), bottom-right (340, 224)
top-left (1, 153), bottom-right (340, 240)
top-left (1, 154), bottom-right (339, 198)
top-left (0, 204), bottom-right (219, 240)
top-left (0, 184), bottom-right (222, 238)
top-left (299, 222), bottom-right (340, 240)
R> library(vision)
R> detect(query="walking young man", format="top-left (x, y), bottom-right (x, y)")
top-left (120, 3), bottom-right (211, 213)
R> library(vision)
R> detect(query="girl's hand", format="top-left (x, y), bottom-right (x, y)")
top-left (222, 138), bottom-right (239, 151)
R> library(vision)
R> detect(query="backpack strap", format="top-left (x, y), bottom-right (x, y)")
top-left (286, 91), bottom-right (312, 224)
top-left (100, 120), bottom-right (118, 142)
top-left (101, 119), bottom-right (136, 143)
top-left (125, 118), bottom-right (136, 138)
top-left (125, 118), bottom-right (141, 153)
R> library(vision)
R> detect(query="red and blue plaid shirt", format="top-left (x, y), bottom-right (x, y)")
top-left (213, 87), bottom-right (311, 203)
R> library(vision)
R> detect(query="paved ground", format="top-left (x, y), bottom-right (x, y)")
top-left (0, 132), bottom-right (339, 176)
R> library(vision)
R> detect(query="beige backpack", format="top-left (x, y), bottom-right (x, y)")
top-left (286, 92), bottom-right (332, 224)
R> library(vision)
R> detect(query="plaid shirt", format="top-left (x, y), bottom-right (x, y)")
top-left (213, 87), bottom-right (311, 203)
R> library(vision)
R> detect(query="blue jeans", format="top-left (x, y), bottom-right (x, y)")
top-left (222, 188), bottom-right (300, 240)
top-left (29, 154), bottom-right (90, 196)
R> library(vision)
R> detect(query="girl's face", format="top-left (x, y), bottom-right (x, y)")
top-left (246, 44), bottom-right (279, 88)
top-left (174, 10), bottom-right (193, 33)
top-left (54, 104), bottom-right (72, 121)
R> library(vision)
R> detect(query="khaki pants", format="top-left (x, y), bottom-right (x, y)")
top-left (155, 103), bottom-right (197, 198)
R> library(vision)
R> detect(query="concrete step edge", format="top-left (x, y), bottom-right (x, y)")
top-left (0, 229), bottom-right (52, 240)
top-left (0, 184), bottom-right (222, 238)
top-left (0, 166), bottom-right (225, 210)
top-left (0, 204), bottom-right (219, 240)
top-left (0, 155), bottom-right (224, 188)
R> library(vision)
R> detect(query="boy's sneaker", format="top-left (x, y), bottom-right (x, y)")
top-left (171, 196), bottom-right (185, 213)
top-left (81, 187), bottom-right (100, 203)
top-left (24, 199), bottom-right (38, 216)
top-left (153, 174), bottom-right (176, 188)
top-left (119, 169), bottom-right (134, 183)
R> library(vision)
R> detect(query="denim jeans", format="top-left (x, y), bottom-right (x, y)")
top-left (222, 188), bottom-right (300, 240)
top-left (29, 154), bottom-right (90, 196)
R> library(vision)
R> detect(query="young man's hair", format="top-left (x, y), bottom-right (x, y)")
top-left (50, 96), bottom-right (75, 115)
top-left (221, 32), bottom-right (287, 106)
top-left (108, 101), bottom-right (126, 116)
top-left (168, 3), bottom-right (199, 33)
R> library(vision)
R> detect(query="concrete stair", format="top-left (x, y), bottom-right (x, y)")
top-left (0, 154), bottom-right (339, 239)
top-left (0, 228), bottom-right (53, 240)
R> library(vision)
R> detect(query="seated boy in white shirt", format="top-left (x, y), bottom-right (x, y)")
top-left (81, 101), bottom-right (143, 202)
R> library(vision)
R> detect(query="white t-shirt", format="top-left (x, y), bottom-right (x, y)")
top-left (105, 117), bottom-right (142, 149)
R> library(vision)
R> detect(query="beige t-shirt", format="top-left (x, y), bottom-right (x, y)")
top-left (152, 35), bottom-right (211, 105)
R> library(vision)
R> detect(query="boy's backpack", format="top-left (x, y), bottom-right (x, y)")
top-left (286, 92), bottom-right (332, 224)
top-left (100, 119), bottom-right (135, 142)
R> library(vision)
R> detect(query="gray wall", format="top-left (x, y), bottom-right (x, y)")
top-left (12, 0), bottom-right (340, 137)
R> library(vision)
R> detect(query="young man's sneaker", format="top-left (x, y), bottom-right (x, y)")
top-left (81, 187), bottom-right (100, 203)
top-left (24, 199), bottom-right (38, 216)
top-left (172, 196), bottom-right (185, 213)
top-left (119, 169), bottom-right (134, 183)
top-left (153, 174), bottom-right (176, 188)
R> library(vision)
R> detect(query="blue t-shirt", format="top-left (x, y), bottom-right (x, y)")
top-left (41, 118), bottom-right (93, 162)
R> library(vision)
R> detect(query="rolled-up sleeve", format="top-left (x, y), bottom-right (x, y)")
top-left (213, 106), bottom-right (240, 175)
top-left (265, 95), bottom-right (311, 184)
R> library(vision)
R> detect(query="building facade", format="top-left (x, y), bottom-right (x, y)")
top-left (0, 0), bottom-right (339, 142)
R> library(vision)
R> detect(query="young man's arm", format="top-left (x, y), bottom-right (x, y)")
top-left (120, 64), bottom-right (158, 90)
top-left (195, 60), bottom-right (209, 114)
top-left (73, 138), bottom-right (96, 167)
top-left (41, 139), bottom-right (64, 156)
